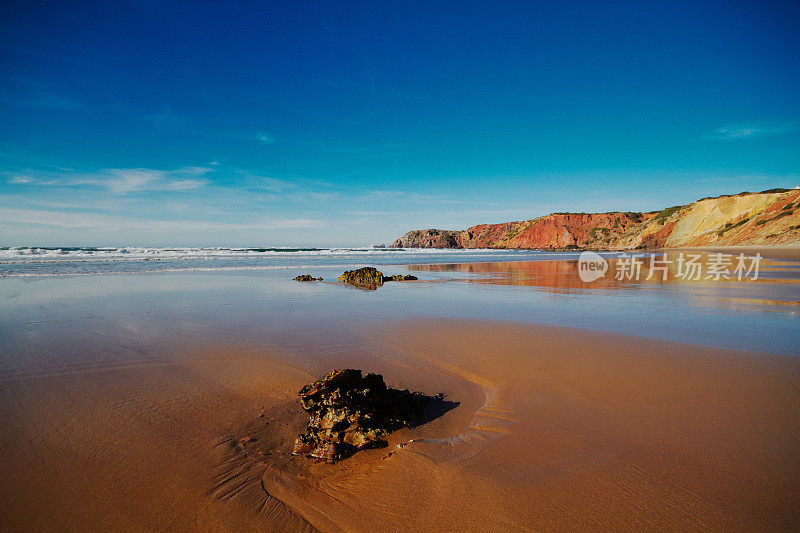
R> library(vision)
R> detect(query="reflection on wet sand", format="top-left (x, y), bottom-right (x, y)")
top-left (0, 251), bottom-right (799, 530)
top-left (209, 319), bottom-right (800, 531)
top-left (409, 251), bottom-right (800, 312)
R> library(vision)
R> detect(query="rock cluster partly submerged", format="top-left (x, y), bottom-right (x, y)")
top-left (293, 274), bottom-right (323, 281)
top-left (292, 369), bottom-right (431, 462)
top-left (384, 274), bottom-right (418, 281)
top-left (337, 267), bottom-right (417, 286)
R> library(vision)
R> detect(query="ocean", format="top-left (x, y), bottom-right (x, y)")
top-left (1, 246), bottom-right (798, 354)
top-left (1, 246), bottom-right (568, 277)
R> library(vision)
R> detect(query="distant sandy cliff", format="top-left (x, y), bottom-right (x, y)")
top-left (391, 188), bottom-right (800, 250)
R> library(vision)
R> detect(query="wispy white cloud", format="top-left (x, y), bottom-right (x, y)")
top-left (70, 166), bottom-right (211, 194)
top-left (0, 207), bottom-right (321, 232)
top-left (258, 133), bottom-right (275, 144)
top-left (704, 122), bottom-right (796, 140)
top-left (3, 172), bottom-right (60, 185)
top-left (2, 164), bottom-right (325, 199)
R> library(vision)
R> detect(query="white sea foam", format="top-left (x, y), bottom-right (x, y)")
top-left (0, 246), bottom-right (520, 263)
top-left (2, 264), bottom-right (366, 277)
top-left (0, 246), bottom-right (565, 277)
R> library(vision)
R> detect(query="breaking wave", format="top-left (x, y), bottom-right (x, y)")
top-left (0, 246), bottom-right (557, 277)
top-left (0, 246), bottom-right (523, 262)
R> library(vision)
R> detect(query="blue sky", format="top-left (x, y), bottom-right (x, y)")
top-left (1, 0), bottom-right (799, 247)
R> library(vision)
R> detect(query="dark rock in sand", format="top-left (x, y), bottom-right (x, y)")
top-left (383, 274), bottom-right (418, 281)
top-left (337, 267), bottom-right (385, 286)
top-left (293, 274), bottom-right (323, 281)
top-left (292, 369), bottom-right (431, 462)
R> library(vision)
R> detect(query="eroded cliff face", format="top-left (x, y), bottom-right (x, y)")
top-left (390, 228), bottom-right (462, 248)
top-left (618, 189), bottom-right (800, 248)
top-left (459, 212), bottom-right (653, 249)
top-left (390, 189), bottom-right (800, 250)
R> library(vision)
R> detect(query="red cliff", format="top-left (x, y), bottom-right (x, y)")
top-left (391, 189), bottom-right (800, 250)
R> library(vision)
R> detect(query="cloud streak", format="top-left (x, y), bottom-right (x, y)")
top-left (704, 122), bottom-right (796, 140)
top-left (0, 207), bottom-right (321, 232)
top-left (70, 166), bottom-right (211, 194)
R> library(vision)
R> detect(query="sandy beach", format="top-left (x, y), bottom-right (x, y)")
top-left (5, 0), bottom-right (800, 528)
top-left (2, 311), bottom-right (799, 531)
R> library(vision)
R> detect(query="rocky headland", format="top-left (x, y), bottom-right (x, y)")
top-left (391, 188), bottom-right (800, 250)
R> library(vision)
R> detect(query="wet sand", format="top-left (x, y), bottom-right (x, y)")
top-left (2, 318), bottom-right (799, 531)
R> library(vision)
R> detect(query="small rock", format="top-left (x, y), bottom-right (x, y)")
top-left (294, 274), bottom-right (322, 281)
top-left (383, 274), bottom-right (418, 281)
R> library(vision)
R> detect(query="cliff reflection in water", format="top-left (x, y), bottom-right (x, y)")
top-left (408, 251), bottom-right (800, 313)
